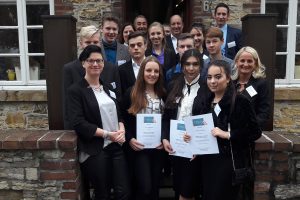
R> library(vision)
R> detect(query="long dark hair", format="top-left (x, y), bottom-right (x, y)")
top-left (165, 49), bottom-right (203, 109)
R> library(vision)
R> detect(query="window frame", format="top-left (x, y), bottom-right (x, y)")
top-left (262, 0), bottom-right (300, 86)
top-left (0, 0), bottom-right (54, 88)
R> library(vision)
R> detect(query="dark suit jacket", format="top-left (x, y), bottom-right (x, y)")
top-left (118, 60), bottom-right (136, 96)
top-left (192, 86), bottom-right (261, 159)
top-left (165, 35), bottom-right (176, 56)
top-left (233, 76), bottom-right (271, 129)
top-left (63, 59), bottom-right (122, 129)
top-left (224, 25), bottom-right (242, 60)
top-left (68, 78), bottom-right (122, 155)
top-left (101, 41), bottom-right (131, 66)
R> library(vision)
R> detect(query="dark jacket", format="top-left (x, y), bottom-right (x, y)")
top-left (118, 60), bottom-right (136, 96)
top-left (63, 59), bottom-right (122, 129)
top-left (192, 85), bottom-right (261, 159)
top-left (68, 78), bottom-right (122, 155)
top-left (224, 25), bottom-right (242, 60)
top-left (233, 76), bottom-right (271, 128)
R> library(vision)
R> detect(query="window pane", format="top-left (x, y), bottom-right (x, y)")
top-left (28, 29), bottom-right (44, 53)
top-left (275, 55), bottom-right (286, 79)
top-left (295, 55), bottom-right (300, 79)
top-left (0, 29), bottom-right (19, 53)
top-left (0, 2), bottom-right (17, 26)
top-left (29, 56), bottom-right (45, 80)
top-left (0, 57), bottom-right (20, 81)
top-left (276, 28), bottom-right (287, 52)
top-left (26, 2), bottom-right (49, 25)
top-left (266, 0), bottom-right (289, 25)
top-left (296, 28), bottom-right (300, 52)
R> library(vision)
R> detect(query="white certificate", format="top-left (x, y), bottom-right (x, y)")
top-left (184, 113), bottom-right (219, 155)
top-left (136, 114), bottom-right (161, 148)
top-left (169, 120), bottom-right (193, 158)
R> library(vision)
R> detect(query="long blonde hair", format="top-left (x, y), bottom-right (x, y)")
top-left (231, 46), bottom-right (266, 80)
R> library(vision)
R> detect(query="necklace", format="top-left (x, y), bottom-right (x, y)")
top-left (90, 84), bottom-right (103, 92)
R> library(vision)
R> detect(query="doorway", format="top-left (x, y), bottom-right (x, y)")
top-left (122, 0), bottom-right (192, 31)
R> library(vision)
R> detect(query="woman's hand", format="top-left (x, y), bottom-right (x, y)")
top-left (211, 127), bottom-right (230, 140)
top-left (109, 131), bottom-right (125, 143)
top-left (156, 142), bottom-right (163, 149)
top-left (162, 139), bottom-right (175, 154)
top-left (129, 138), bottom-right (144, 151)
top-left (183, 132), bottom-right (191, 143)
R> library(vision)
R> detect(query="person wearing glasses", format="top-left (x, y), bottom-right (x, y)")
top-left (68, 45), bottom-right (130, 200)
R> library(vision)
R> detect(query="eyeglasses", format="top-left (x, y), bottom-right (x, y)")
top-left (85, 59), bottom-right (104, 65)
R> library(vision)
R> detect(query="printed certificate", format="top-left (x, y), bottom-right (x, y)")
top-left (136, 114), bottom-right (161, 148)
top-left (184, 113), bottom-right (219, 155)
top-left (169, 120), bottom-right (193, 158)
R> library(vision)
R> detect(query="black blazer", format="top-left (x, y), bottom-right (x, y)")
top-left (192, 86), bottom-right (261, 158)
top-left (165, 35), bottom-right (176, 56)
top-left (233, 76), bottom-right (271, 128)
top-left (145, 48), bottom-right (177, 73)
top-left (224, 25), bottom-right (242, 60)
top-left (118, 60), bottom-right (136, 96)
top-left (68, 78), bottom-right (122, 155)
top-left (63, 59), bottom-right (122, 129)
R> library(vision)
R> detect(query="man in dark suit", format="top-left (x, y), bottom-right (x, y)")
top-left (63, 25), bottom-right (122, 130)
top-left (118, 31), bottom-right (147, 95)
top-left (214, 2), bottom-right (242, 60)
top-left (100, 15), bottom-right (131, 66)
top-left (165, 14), bottom-right (184, 55)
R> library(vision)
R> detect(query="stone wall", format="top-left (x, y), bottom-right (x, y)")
top-left (0, 130), bottom-right (79, 200)
top-left (0, 130), bottom-right (299, 200)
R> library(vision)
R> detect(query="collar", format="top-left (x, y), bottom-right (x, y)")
top-left (132, 57), bottom-right (145, 67)
top-left (220, 24), bottom-right (228, 32)
top-left (185, 74), bottom-right (200, 85)
top-left (171, 34), bottom-right (177, 40)
top-left (152, 49), bottom-right (164, 56)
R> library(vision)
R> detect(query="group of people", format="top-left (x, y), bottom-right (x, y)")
top-left (63, 2), bottom-right (271, 200)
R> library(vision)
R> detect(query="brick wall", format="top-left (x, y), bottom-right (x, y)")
top-left (0, 130), bottom-right (80, 200)
top-left (0, 130), bottom-right (299, 199)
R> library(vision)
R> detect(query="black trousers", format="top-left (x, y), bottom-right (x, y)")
top-left (81, 143), bottom-right (130, 200)
top-left (133, 149), bottom-right (164, 200)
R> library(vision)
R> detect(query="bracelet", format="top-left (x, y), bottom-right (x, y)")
top-left (103, 130), bottom-right (109, 139)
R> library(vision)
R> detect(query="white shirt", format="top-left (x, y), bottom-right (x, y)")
top-left (171, 34), bottom-right (178, 54)
top-left (177, 74), bottom-right (200, 120)
top-left (132, 58), bottom-right (145, 78)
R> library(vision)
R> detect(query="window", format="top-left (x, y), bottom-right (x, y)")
top-left (263, 0), bottom-right (300, 85)
top-left (0, 0), bottom-right (54, 87)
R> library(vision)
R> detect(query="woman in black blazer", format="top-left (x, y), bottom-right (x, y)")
top-left (68, 45), bottom-right (129, 200)
top-left (122, 56), bottom-right (166, 200)
top-left (232, 46), bottom-right (271, 128)
top-left (162, 49), bottom-right (204, 200)
top-left (192, 60), bottom-right (262, 200)
top-left (146, 22), bottom-right (177, 78)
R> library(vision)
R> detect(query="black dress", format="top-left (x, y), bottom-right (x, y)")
top-left (192, 86), bottom-right (262, 200)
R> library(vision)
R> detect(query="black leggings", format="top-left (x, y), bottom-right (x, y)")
top-left (81, 143), bottom-right (130, 200)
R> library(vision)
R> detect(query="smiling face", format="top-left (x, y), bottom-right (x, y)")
top-left (214, 6), bottom-right (229, 28)
top-left (149, 25), bottom-right (164, 47)
top-left (123, 25), bottom-right (134, 44)
top-left (205, 36), bottom-right (223, 56)
top-left (170, 15), bottom-right (183, 37)
top-left (102, 20), bottom-right (118, 43)
top-left (190, 28), bottom-right (204, 49)
top-left (236, 51), bottom-right (256, 76)
top-left (134, 17), bottom-right (148, 32)
top-left (183, 56), bottom-right (201, 83)
top-left (207, 65), bottom-right (230, 95)
top-left (80, 33), bottom-right (100, 49)
top-left (144, 61), bottom-right (160, 87)
top-left (82, 52), bottom-right (104, 78)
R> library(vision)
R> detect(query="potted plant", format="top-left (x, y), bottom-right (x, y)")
top-left (6, 69), bottom-right (16, 81)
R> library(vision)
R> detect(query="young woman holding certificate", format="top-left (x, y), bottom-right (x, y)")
top-left (191, 60), bottom-right (262, 200)
top-left (162, 49), bottom-right (204, 200)
top-left (122, 56), bottom-right (166, 200)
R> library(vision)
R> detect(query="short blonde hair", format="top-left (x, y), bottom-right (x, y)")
top-left (232, 46), bottom-right (266, 80)
top-left (79, 25), bottom-right (99, 40)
